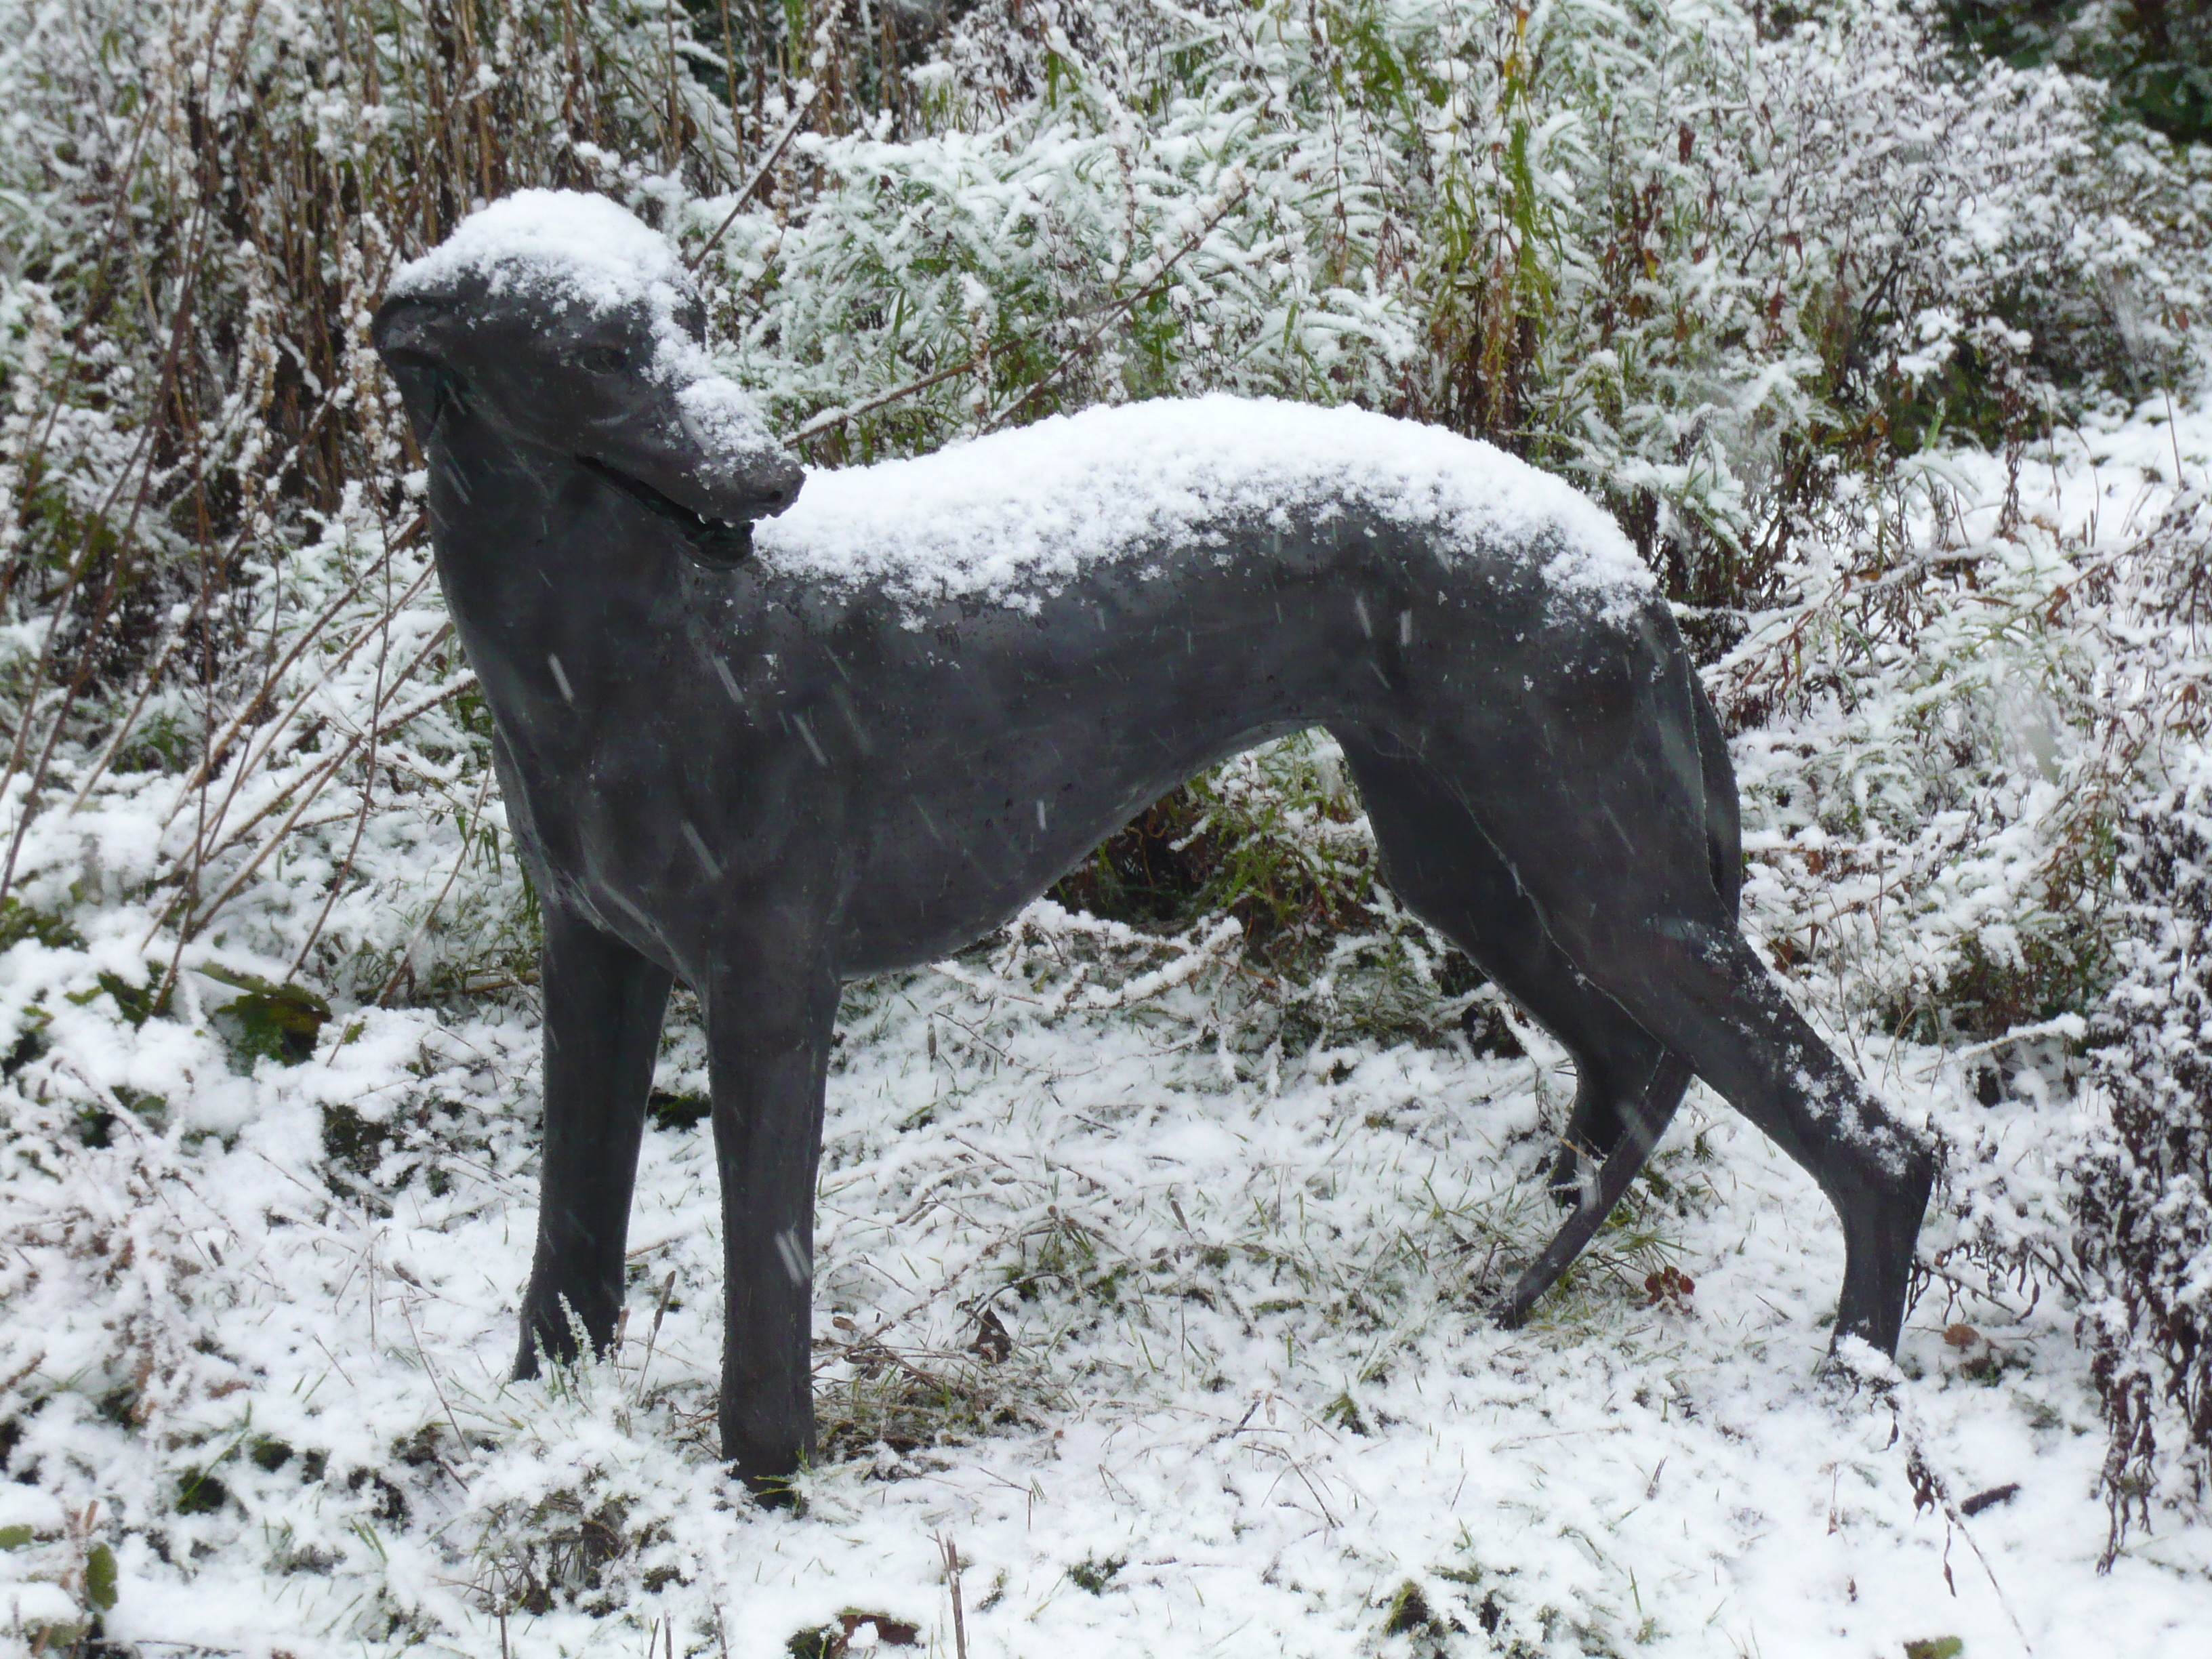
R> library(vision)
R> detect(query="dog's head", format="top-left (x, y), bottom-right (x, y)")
top-left (372, 190), bottom-right (802, 567)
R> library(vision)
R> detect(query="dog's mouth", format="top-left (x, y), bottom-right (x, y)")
top-left (576, 454), bottom-right (756, 568)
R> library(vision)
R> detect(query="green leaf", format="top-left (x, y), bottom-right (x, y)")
top-left (1904, 1639), bottom-right (1963, 1659)
top-left (201, 967), bottom-right (331, 1066)
top-left (0, 1523), bottom-right (33, 1549)
top-left (85, 1540), bottom-right (119, 1611)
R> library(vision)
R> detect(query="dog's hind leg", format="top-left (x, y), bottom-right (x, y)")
top-left (1534, 678), bottom-right (1744, 1200)
top-left (1517, 677), bottom-right (1745, 1251)
top-left (1562, 910), bottom-right (1933, 1353)
top-left (1336, 733), bottom-right (1695, 1317)
top-left (1452, 729), bottom-right (1935, 1356)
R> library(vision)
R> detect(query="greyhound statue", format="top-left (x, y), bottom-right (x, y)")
top-left (373, 190), bottom-right (1935, 1488)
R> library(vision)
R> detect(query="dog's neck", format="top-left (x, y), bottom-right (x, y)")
top-left (424, 410), bottom-right (699, 739)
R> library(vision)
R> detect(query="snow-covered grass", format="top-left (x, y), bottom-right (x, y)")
top-left (3, 943), bottom-right (2208, 1656)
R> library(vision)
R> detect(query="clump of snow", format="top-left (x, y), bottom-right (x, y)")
top-left (758, 395), bottom-right (1654, 613)
top-left (391, 191), bottom-right (784, 472)
top-left (672, 376), bottom-right (782, 479)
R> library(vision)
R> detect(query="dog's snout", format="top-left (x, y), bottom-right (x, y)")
top-left (753, 453), bottom-right (805, 517)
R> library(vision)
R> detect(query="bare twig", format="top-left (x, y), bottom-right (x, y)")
top-left (159, 525), bottom-right (419, 811)
top-left (397, 1294), bottom-right (468, 1457)
top-left (138, 622), bottom-right (464, 961)
top-left (64, 602), bottom-right (196, 815)
top-left (284, 524), bottom-right (399, 981)
top-left (633, 1269), bottom-right (679, 1404)
top-left (372, 766), bottom-right (497, 1005)
top-left (1832, 1340), bottom-right (2035, 1656)
top-left (939, 1534), bottom-right (969, 1659)
top-left (687, 87), bottom-right (818, 274)
top-left (188, 615), bottom-right (456, 874)
top-left (163, 556), bottom-right (436, 837)
top-left (789, 355), bottom-right (1002, 445)
top-left (794, 169), bottom-right (1252, 447)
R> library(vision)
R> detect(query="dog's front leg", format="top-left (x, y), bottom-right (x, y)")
top-left (704, 926), bottom-right (840, 1494)
top-left (516, 901), bottom-right (675, 1377)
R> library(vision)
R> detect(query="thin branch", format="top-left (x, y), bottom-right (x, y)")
top-left (687, 86), bottom-right (818, 274)
top-left (138, 622), bottom-right (462, 955)
top-left (163, 555), bottom-right (435, 831)
top-left (283, 528), bottom-right (398, 981)
top-left (373, 766), bottom-right (496, 1006)
top-left (181, 611), bottom-right (455, 875)
top-left (981, 171), bottom-right (1252, 436)
top-left (161, 521), bottom-right (419, 810)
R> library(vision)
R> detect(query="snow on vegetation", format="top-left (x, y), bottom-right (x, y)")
top-left (0, 0), bottom-right (2209, 1653)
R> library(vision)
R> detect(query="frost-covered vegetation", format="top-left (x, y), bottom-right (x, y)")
top-left (1, 0), bottom-right (2209, 1651)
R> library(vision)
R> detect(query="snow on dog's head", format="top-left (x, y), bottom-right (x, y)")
top-left (376, 190), bottom-right (799, 535)
top-left (390, 189), bottom-right (693, 322)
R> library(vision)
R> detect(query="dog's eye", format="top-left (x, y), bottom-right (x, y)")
top-left (578, 346), bottom-right (629, 375)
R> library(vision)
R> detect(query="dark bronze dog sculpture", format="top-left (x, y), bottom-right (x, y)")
top-left (372, 192), bottom-right (1935, 1488)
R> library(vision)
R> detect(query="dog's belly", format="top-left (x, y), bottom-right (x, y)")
top-left (829, 714), bottom-right (1309, 975)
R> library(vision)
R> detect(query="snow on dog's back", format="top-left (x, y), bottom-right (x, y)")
top-left (756, 395), bottom-right (1653, 617)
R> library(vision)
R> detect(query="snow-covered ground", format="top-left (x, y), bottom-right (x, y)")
top-left (5, 964), bottom-right (2209, 1657)
top-left (5, 390), bottom-right (2212, 1656)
